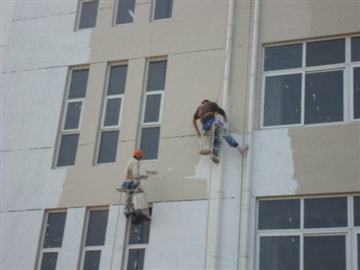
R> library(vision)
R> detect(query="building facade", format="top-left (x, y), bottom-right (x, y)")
top-left (1, 0), bottom-right (359, 269)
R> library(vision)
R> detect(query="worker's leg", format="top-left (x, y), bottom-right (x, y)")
top-left (212, 128), bottom-right (221, 157)
top-left (217, 122), bottom-right (238, 147)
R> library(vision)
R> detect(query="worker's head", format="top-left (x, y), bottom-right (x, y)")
top-left (201, 99), bottom-right (209, 105)
top-left (133, 149), bottom-right (143, 159)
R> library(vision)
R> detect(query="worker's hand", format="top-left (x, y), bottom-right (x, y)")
top-left (141, 175), bottom-right (148, 180)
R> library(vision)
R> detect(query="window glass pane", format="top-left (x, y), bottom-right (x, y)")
top-left (147, 61), bottom-right (167, 91)
top-left (305, 70), bottom-right (343, 124)
top-left (306, 39), bottom-right (345, 67)
top-left (104, 98), bottom-right (121, 127)
top-left (258, 199), bottom-right (300, 230)
top-left (83, 250), bottom-right (101, 270)
top-left (259, 236), bottom-right (299, 270)
top-left (85, 210), bottom-right (109, 246)
top-left (64, 102), bottom-right (82, 130)
top-left (129, 218), bottom-right (151, 244)
top-left (69, 69), bottom-right (89, 99)
top-left (43, 213), bottom-right (66, 248)
top-left (263, 74), bottom-right (302, 126)
top-left (79, 0), bottom-right (98, 29)
top-left (304, 197), bottom-right (347, 228)
top-left (351, 36), bottom-right (360, 62)
top-left (116, 0), bottom-right (135, 24)
top-left (304, 235), bottom-right (346, 270)
top-left (144, 94), bottom-right (161, 123)
top-left (57, 134), bottom-right (79, 167)
top-left (154, 0), bottom-right (173, 20)
top-left (354, 67), bottom-right (360, 119)
top-left (264, 44), bottom-right (302, 71)
top-left (40, 252), bottom-right (58, 270)
top-left (108, 65), bottom-right (127, 95)
top-left (127, 249), bottom-right (145, 270)
top-left (355, 196), bottom-right (360, 226)
top-left (97, 131), bottom-right (119, 164)
top-left (140, 127), bottom-right (160, 160)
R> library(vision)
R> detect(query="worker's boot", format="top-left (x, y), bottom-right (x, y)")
top-left (236, 144), bottom-right (249, 154)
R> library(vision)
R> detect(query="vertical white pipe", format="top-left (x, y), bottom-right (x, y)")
top-left (240, 0), bottom-right (260, 269)
top-left (211, 0), bottom-right (235, 269)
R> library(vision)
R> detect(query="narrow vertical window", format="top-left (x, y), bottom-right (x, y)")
top-left (97, 65), bottom-right (127, 164)
top-left (115, 0), bottom-right (135, 25)
top-left (38, 212), bottom-right (67, 270)
top-left (56, 69), bottom-right (89, 167)
top-left (153, 0), bottom-right (173, 20)
top-left (81, 209), bottom-right (109, 270)
top-left (77, 0), bottom-right (99, 30)
top-left (140, 61), bottom-right (166, 160)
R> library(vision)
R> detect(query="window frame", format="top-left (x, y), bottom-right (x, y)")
top-left (256, 195), bottom-right (360, 270)
top-left (152, 0), bottom-right (173, 21)
top-left (261, 36), bottom-right (359, 129)
top-left (114, 0), bottom-right (136, 25)
top-left (54, 67), bottom-right (89, 168)
top-left (76, 0), bottom-right (99, 30)
top-left (95, 63), bottom-right (128, 165)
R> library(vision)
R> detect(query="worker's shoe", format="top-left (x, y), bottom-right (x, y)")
top-left (212, 156), bottom-right (220, 164)
top-left (116, 187), bottom-right (126, 192)
top-left (236, 144), bottom-right (249, 154)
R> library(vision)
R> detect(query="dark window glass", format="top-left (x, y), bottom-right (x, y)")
top-left (355, 196), bottom-right (360, 226)
top-left (40, 252), bottom-right (58, 270)
top-left (140, 127), bottom-right (160, 160)
top-left (43, 213), bottom-right (67, 248)
top-left (57, 134), bottom-right (79, 167)
top-left (263, 74), bottom-right (302, 126)
top-left (306, 39), bottom-right (345, 67)
top-left (259, 236), bottom-right (300, 270)
top-left (64, 102), bottom-right (82, 130)
top-left (304, 197), bottom-right (347, 228)
top-left (129, 216), bottom-right (151, 245)
top-left (116, 0), bottom-right (135, 24)
top-left (108, 65), bottom-right (127, 95)
top-left (258, 199), bottom-right (300, 230)
top-left (97, 131), bottom-right (119, 164)
top-left (68, 69), bottom-right (88, 99)
top-left (154, 0), bottom-right (173, 20)
top-left (146, 61), bottom-right (167, 91)
top-left (354, 67), bottom-right (360, 119)
top-left (305, 70), bottom-right (343, 124)
top-left (351, 36), bottom-right (360, 62)
top-left (83, 250), bottom-right (101, 270)
top-left (304, 235), bottom-right (346, 270)
top-left (79, 0), bottom-right (98, 29)
top-left (104, 98), bottom-right (121, 126)
top-left (264, 44), bottom-right (303, 71)
top-left (127, 249), bottom-right (145, 270)
top-left (85, 210), bottom-right (109, 246)
top-left (144, 94), bottom-right (161, 123)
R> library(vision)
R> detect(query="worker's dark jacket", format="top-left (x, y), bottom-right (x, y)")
top-left (193, 101), bottom-right (226, 123)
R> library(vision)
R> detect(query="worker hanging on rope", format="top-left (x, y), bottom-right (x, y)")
top-left (117, 150), bottom-right (151, 222)
top-left (192, 99), bottom-right (249, 164)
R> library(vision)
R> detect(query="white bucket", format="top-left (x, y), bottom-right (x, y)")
top-left (132, 192), bottom-right (148, 210)
top-left (198, 133), bottom-right (212, 155)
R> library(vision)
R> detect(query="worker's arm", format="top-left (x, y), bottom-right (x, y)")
top-left (192, 118), bottom-right (201, 136)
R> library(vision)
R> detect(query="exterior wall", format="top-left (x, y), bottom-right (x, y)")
top-left (1, 0), bottom-right (359, 269)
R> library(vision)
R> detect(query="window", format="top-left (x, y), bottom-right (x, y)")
top-left (81, 209), bottom-right (109, 270)
top-left (139, 60), bottom-right (166, 160)
top-left (125, 209), bottom-right (152, 270)
top-left (257, 196), bottom-right (360, 270)
top-left (153, 0), bottom-right (173, 20)
top-left (262, 36), bottom-right (360, 128)
top-left (38, 212), bottom-right (67, 270)
top-left (56, 68), bottom-right (89, 167)
top-left (115, 0), bottom-right (135, 25)
top-left (97, 65), bottom-right (127, 164)
top-left (77, 0), bottom-right (98, 29)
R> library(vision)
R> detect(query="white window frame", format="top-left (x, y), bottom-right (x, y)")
top-left (76, 0), bottom-right (99, 30)
top-left (261, 36), bottom-right (359, 129)
top-left (255, 195), bottom-right (360, 270)
top-left (113, 0), bottom-right (136, 26)
top-left (152, 0), bottom-right (173, 21)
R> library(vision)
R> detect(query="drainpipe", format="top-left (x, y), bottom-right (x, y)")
top-left (239, 0), bottom-right (260, 269)
top-left (211, 0), bottom-right (235, 269)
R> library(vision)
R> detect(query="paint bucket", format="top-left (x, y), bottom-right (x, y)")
top-left (132, 192), bottom-right (148, 210)
top-left (198, 132), bottom-right (212, 155)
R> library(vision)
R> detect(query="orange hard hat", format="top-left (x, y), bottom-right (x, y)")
top-left (133, 149), bottom-right (143, 159)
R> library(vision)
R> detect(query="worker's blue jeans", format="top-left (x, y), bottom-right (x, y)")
top-left (202, 118), bottom-right (238, 157)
